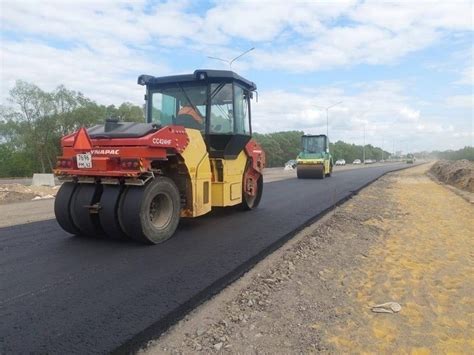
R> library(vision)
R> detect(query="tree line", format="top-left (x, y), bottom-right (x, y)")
top-left (431, 147), bottom-right (474, 161)
top-left (9, 80), bottom-right (468, 177)
top-left (253, 131), bottom-right (391, 167)
top-left (0, 81), bottom-right (391, 176)
top-left (0, 81), bottom-right (144, 177)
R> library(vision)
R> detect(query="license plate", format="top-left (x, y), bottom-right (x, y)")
top-left (76, 153), bottom-right (92, 169)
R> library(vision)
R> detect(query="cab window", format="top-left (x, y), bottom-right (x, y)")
top-left (210, 83), bottom-right (233, 134)
top-left (150, 84), bottom-right (207, 132)
top-left (234, 85), bottom-right (250, 135)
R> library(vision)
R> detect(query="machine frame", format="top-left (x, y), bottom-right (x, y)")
top-left (53, 70), bottom-right (265, 244)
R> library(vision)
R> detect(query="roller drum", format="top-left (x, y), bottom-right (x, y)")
top-left (296, 164), bottom-right (325, 179)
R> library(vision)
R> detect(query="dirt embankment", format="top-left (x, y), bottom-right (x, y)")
top-left (142, 164), bottom-right (473, 354)
top-left (0, 184), bottom-right (58, 205)
top-left (429, 160), bottom-right (474, 192)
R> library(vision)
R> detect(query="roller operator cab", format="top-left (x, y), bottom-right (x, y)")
top-left (53, 70), bottom-right (265, 244)
top-left (296, 134), bottom-right (333, 179)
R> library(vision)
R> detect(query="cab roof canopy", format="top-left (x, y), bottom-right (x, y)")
top-left (137, 69), bottom-right (257, 91)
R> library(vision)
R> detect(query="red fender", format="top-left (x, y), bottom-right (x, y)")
top-left (243, 139), bottom-right (265, 196)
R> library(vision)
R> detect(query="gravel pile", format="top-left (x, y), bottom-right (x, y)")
top-left (0, 183), bottom-right (58, 204)
top-left (429, 160), bottom-right (474, 192)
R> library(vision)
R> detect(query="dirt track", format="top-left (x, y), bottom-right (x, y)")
top-left (0, 184), bottom-right (57, 227)
top-left (143, 164), bottom-right (473, 354)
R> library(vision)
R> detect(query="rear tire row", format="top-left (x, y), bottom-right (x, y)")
top-left (54, 177), bottom-right (181, 244)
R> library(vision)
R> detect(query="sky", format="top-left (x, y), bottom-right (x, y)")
top-left (0, 0), bottom-right (473, 152)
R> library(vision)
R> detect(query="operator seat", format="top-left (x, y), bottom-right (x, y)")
top-left (176, 105), bottom-right (204, 131)
top-left (175, 114), bottom-right (203, 130)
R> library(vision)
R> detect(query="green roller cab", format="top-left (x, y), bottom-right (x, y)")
top-left (406, 153), bottom-right (415, 164)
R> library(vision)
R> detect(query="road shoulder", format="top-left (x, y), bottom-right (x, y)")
top-left (141, 164), bottom-right (473, 354)
top-left (0, 199), bottom-right (55, 228)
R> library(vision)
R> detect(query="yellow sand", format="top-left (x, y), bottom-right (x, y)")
top-left (328, 164), bottom-right (474, 353)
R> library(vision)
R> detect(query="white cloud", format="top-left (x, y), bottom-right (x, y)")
top-left (207, 0), bottom-right (472, 71)
top-left (0, 0), bottom-right (472, 151)
top-left (0, 40), bottom-right (169, 105)
top-left (252, 80), bottom-right (471, 151)
top-left (1, 0), bottom-right (471, 74)
top-left (456, 65), bottom-right (474, 86)
top-left (350, 0), bottom-right (473, 32)
top-left (200, 1), bottom-right (357, 42)
top-left (444, 95), bottom-right (474, 108)
top-left (400, 107), bottom-right (421, 121)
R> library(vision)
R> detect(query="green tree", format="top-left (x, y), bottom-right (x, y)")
top-left (105, 102), bottom-right (145, 122)
top-left (0, 81), bottom-right (145, 176)
top-left (253, 132), bottom-right (391, 167)
top-left (253, 131), bottom-right (303, 167)
top-left (433, 146), bottom-right (474, 161)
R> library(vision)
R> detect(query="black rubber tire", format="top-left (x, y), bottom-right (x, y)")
top-left (54, 182), bottom-right (80, 235)
top-left (242, 175), bottom-right (263, 210)
top-left (119, 177), bottom-right (181, 244)
top-left (70, 183), bottom-right (104, 237)
top-left (98, 185), bottom-right (129, 240)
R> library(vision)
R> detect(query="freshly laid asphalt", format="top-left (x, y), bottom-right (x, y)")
top-left (0, 163), bottom-right (411, 354)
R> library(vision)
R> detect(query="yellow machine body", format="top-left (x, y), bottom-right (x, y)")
top-left (179, 129), bottom-right (249, 217)
top-left (180, 129), bottom-right (213, 217)
top-left (209, 150), bottom-right (248, 207)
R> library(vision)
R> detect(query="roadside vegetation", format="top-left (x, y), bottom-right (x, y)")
top-left (253, 132), bottom-right (391, 167)
top-left (0, 81), bottom-right (144, 177)
top-left (434, 146), bottom-right (474, 161)
top-left (1, 81), bottom-right (472, 176)
top-left (0, 81), bottom-right (391, 176)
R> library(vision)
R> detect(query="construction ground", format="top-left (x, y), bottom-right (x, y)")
top-left (1, 162), bottom-right (472, 353)
top-left (141, 163), bottom-right (473, 354)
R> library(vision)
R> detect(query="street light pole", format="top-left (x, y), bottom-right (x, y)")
top-left (363, 124), bottom-right (366, 163)
top-left (326, 109), bottom-right (329, 137)
top-left (207, 47), bottom-right (255, 69)
top-left (381, 137), bottom-right (384, 161)
top-left (314, 101), bottom-right (342, 138)
top-left (353, 109), bottom-right (371, 163)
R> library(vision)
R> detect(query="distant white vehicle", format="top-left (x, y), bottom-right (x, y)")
top-left (365, 159), bottom-right (375, 164)
top-left (284, 159), bottom-right (297, 170)
top-left (335, 159), bottom-right (346, 166)
top-left (353, 159), bottom-right (362, 164)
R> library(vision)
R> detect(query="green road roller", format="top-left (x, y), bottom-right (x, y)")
top-left (296, 134), bottom-right (333, 179)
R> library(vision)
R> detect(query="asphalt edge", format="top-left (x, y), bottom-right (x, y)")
top-left (112, 163), bottom-right (424, 355)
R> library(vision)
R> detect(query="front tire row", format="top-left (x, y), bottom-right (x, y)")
top-left (55, 177), bottom-right (181, 244)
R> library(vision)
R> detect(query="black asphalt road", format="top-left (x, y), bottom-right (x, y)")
top-left (0, 163), bottom-right (411, 354)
